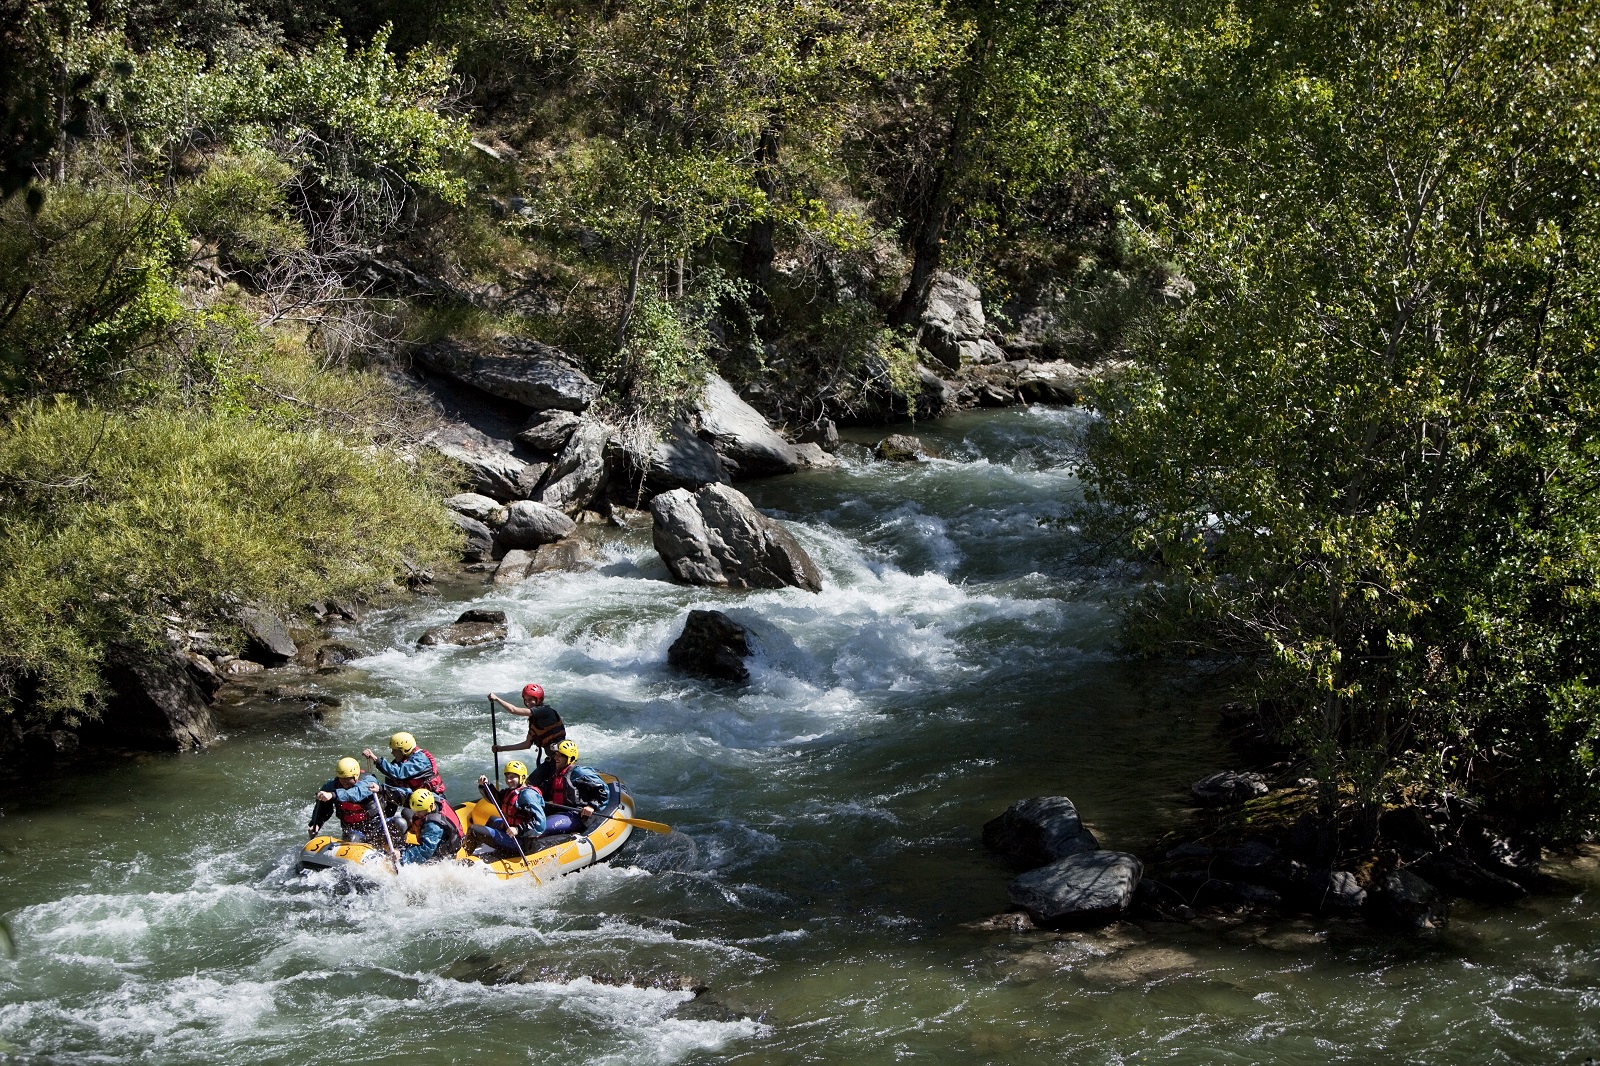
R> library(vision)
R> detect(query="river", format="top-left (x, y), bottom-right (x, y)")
top-left (1, 406), bottom-right (1596, 1064)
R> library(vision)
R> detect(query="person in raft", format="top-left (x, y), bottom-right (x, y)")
top-left (398, 789), bottom-right (465, 865)
top-left (362, 731), bottom-right (448, 808)
top-left (528, 739), bottom-right (607, 834)
top-left (307, 757), bottom-right (384, 841)
top-left (488, 683), bottom-right (566, 762)
top-left (471, 760), bottom-right (545, 853)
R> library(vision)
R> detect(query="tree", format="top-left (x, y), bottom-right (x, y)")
top-left (1086, 0), bottom-right (1600, 836)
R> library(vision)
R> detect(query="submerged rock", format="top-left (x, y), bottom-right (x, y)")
top-left (667, 609), bottom-right (752, 682)
top-left (418, 609), bottom-right (509, 648)
top-left (983, 796), bottom-right (1101, 867)
top-left (649, 483), bottom-right (822, 592)
top-left (1008, 850), bottom-right (1143, 928)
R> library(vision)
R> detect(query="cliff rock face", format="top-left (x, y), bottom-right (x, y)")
top-left (649, 484), bottom-right (822, 591)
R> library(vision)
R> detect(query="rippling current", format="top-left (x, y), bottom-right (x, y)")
top-left (2, 407), bottom-right (1597, 1064)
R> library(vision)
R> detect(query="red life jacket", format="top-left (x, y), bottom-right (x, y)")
top-left (499, 784), bottom-right (538, 830)
top-left (545, 767), bottom-right (572, 809)
top-left (336, 787), bottom-right (379, 826)
top-left (389, 748), bottom-right (446, 795)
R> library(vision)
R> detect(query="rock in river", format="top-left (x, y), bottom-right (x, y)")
top-left (1192, 770), bottom-right (1270, 806)
top-left (693, 373), bottom-right (804, 478)
top-left (983, 796), bottom-right (1101, 867)
top-left (418, 609), bottom-right (509, 647)
top-left (667, 609), bottom-right (752, 682)
top-left (649, 484), bottom-right (822, 592)
top-left (93, 643), bottom-right (219, 751)
top-left (1008, 850), bottom-right (1143, 928)
top-left (497, 500), bottom-right (577, 549)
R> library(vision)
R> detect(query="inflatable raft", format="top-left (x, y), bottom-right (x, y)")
top-left (298, 773), bottom-right (635, 884)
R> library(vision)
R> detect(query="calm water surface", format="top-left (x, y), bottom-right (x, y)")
top-left (1, 407), bottom-right (1596, 1064)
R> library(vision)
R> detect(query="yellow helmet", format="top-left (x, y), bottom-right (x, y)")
top-left (503, 760), bottom-right (529, 780)
top-left (554, 740), bottom-right (579, 761)
top-left (389, 732), bottom-right (417, 754)
top-left (409, 789), bottom-right (437, 813)
top-left (335, 756), bottom-right (361, 779)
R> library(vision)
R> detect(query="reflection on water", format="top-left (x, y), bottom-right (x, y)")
top-left (1, 407), bottom-right (1596, 1064)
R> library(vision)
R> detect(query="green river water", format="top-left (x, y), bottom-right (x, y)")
top-left (1, 407), bottom-right (1597, 1064)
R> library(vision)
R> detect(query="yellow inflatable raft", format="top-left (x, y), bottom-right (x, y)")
top-left (298, 773), bottom-right (636, 885)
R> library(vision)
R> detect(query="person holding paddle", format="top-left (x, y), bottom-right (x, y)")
top-left (488, 683), bottom-right (566, 763)
top-left (529, 740), bottom-right (607, 834)
top-left (469, 760), bottom-right (546, 853)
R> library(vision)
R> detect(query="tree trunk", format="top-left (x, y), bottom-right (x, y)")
top-left (740, 126), bottom-right (782, 304)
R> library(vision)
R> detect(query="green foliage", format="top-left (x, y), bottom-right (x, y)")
top-left (0, 185), bottom-right (187, 399)
top-left (1086, 0), bottom-right (1600, 835)
top-left (175, 151), bottom-right (305, 267)
top-left (0, 391), bottom-right (456, 728)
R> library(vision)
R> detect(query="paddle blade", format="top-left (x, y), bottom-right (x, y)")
top-left (617, 813), bottom-right (672, 835)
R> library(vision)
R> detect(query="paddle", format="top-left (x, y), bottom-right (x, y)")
top-left (547, 801), bottom-right (672, 836)
top-left (370, 787), bottom-right (401, 873)
top-left (478, 778), bottom-right (532, 870)
top-left (488, 696), bottom-right (501, 787)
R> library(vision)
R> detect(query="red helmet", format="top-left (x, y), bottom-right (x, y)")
top-left (521, 683), bottom-right (544, 704)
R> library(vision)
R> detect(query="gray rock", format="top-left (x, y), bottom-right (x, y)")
top-left (95, 643), bottom-right (219, 751)
top-left (239, 606), bottom-right (296, 664)
top-left (1375, 869), bottom-right (1447, 933)
top-left (649, 484), bottom-right (822, 592)
top-left (417, 336), bottom-right (599, 411)
top-left (628, 418), bottom-right (730, 495)
top-left (916, 364), bottom-right (958, 417)
top-left (493, 549), bottom-right (535, 585)
top-left (1192, 770), bottom-right (1271, 806)
top-left (694, 373), bottom-right (802, 478)
top-left (447, 510), bottom-right (496, 562)
top-left (875, 434), bottom-right (935, 462)
top-left (498, 500), bottom-right (577, 548)
top-left (1007, 850), bottom-right (1143, 928)
top-left (798, 418), bottom-right (839, 453)
top-left (526, 538), bottom-right (596, 575)
top-left (1324, 870), bottom-right (1367, 912)
top-left (517, 409), bottom-right (583, 453)
top-left (667, 609), bottom-right (752, 682)
top-left (983, 796), bottom-right (1101, 867)
top-left (1015, 361), bottom-right (1088, 405)
top-left (445, 493), bottom-right (508, 526)
top-left (539, 420), bottom-right (612, 514)
top-left (418, 609), bottom-right (509, 647)
top-left (920, 272), bottom-right (986, 371)
top-left (792, 443), bottom-right (837, 468)
top-left (1408, 854), bottom-right (1528, 904)
top-left (425, 424), bottom-right (534, 502)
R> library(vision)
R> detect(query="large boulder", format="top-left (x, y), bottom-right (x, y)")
top-left (425, 423), bottom-right (543, 502)
top-left (497, 500), bottom-right (577, 549)
top-left (447, 510), bottom-right (496, 562)
top-left (1007, 850), bottom-right (1143, 928)
top-left (875, 434), bottom-right (936, 462)
top-left (238, 606), bottom-right (296, 664)
top-left (418, 609), bottom-right (509, 647)
top-left (983, 796), bottom-right (1101, 867)
top-left (649, 483), bottom-right (822, 592)
top-left (416, 337), bottom-right (599, 411)
top-left (1373, 868), bottom-right (1447, 933)
top-left (694, 374), bottom-right (803, 478)
top-left (539, 420), bottom-right (612, 514)
top-left (920, 272), bottom-right (987, 373)
top-left (667, 609), bottom-right (752, 682)
top-left (625, 418), bottom-right (730, 495)
top-left (95, 643), bottom-right (219, 751)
